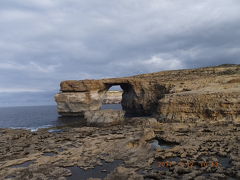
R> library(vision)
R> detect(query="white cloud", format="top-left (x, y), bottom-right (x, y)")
top-left (0, 62), bottom-right (60, 73)
top-left (0, 9), bottom-right (36, 21)
top-left (28, 62), bottom-right (61, 73)
top-left (142, 56), bottom-right (185, 71)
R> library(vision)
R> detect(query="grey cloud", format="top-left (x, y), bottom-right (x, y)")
top-left (0, 0), bottom-right (240, 106)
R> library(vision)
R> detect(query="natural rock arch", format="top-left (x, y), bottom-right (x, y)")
top-left (55, 78), bottom-right (168, 117)
top-left (55, 65), bottom-right (240, 122)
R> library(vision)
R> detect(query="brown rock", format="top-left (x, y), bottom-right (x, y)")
top-left (55, 92), bottom-right (103, 116)
top-left (84, 110), bottom-right (125, 126)
top-left (55, 65), bottom-right (240, 122)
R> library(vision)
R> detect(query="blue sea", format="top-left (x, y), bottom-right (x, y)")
top-left (0, 104), bottom-right (122, 131)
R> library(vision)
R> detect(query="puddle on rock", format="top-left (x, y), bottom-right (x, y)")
top-left (149, 138), bottom-right (179, 150)
top-left (48, 129), bottom-right (65, 133)
top-left (10, 160), bottom-right (34, 168)
top-left (217, 156), bottom-right (232, 168)
top-left (227, 177), bottom-right (239, 180)
top-left (101, 104), bottom-right (122, 110)
top-left (5, 175), bottom-right (16, 179)
top-left (67, 160), bottom-right (123, 180)
top-left (43, 152), bottom-right (57, 157)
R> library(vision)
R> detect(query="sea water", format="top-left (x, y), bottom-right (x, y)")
top-left (0, 104), bottom-right (122, 131)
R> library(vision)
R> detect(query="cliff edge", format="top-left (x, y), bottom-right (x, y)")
top-left (55, 64), bottom-right (240, 122)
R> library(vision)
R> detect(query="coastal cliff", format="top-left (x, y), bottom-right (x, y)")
top-left (55, 65), bottom-right (240, 122)
top-left (0, 65), bottom-right (240, 179)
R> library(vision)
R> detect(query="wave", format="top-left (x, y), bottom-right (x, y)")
top-left (10, 124), bottom-right (53, 132)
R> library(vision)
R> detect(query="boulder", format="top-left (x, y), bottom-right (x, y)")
top-left (84, 110), bottom-right (125, 126)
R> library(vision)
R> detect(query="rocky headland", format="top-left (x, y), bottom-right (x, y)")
top-left (0, 64), bottom-right (239, 180)
top-left (55, 64), bottom-right (239, 122)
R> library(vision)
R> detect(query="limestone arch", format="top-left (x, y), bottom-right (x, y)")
top-left (102, 82), bottom-right (139, 116)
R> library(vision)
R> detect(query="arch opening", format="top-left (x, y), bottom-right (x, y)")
top-left (101, 85), bottom-right (123, 110)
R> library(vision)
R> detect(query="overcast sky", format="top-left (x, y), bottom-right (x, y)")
top-left (0, 0), bottom-right (240, 106)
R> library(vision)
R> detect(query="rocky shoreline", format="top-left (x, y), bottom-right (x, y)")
top-left (1, 65), bottom-right (239, 180)
top-left (0, 117), bottom-right (240, 180)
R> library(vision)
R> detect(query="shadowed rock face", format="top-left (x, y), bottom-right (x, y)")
top-left (55, 65), bottom-right (240, 122)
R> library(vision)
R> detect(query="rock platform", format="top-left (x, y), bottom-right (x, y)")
top-left (0, 118), bottom-right (239, 179)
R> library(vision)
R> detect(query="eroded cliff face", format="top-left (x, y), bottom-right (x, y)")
top-left (55, 65), bottom-right (240, 122)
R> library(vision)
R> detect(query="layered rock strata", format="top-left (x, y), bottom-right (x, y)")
top-left (55, 65), bottom-right (240, 122)
top-left (55, 78), bottom-right (167, 117)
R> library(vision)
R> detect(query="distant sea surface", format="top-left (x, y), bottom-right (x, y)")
top-left (0, 104), bottom-right (122, 131)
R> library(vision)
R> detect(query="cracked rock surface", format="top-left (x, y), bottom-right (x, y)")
top-left (0, 117), bottom-right (239, 180)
